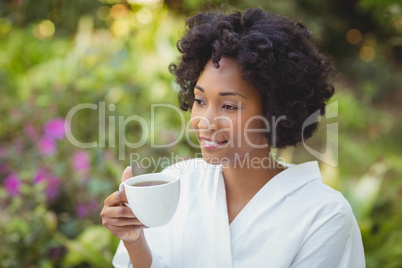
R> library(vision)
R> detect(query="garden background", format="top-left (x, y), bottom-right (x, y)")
top-left (0, 0), bottom-right (401, 267)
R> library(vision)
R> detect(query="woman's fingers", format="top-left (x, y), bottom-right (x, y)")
top-left (101, 205), bottom-right (136, 219)
top-left (106, 217), bottom-right (145, 227)
top-left (104, 167), bottom-right (133, 206)
top-left (101, 206), bottom-right (145, 228)
top-left (104, 190), bottom-right (128, 206)
top-left (121, 166), bottom-right (133, 183)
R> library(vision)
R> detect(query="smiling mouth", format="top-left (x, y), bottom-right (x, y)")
top-left (199, 137), bottom-right (228, 149)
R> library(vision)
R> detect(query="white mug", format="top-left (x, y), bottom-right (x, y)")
top-left (119, 172), bottom-right (180, 227)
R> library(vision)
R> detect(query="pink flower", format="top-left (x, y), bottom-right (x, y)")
top-left (34, 169), bottom-right (60, 200)
top-left (46, 176), bottom-right (60, 200)
top-left (72, 150), bottom-right (90, 175)
top-left (76, 204), bottom-right (88, 218)
top-left (34, 169), bottom-right (47, 184)
top-left (4, 173), bottom-right (20, 196)
top-left (44, 118), bottom-right (66, 140)
top-left (38, 137), bottom-right (56, 156)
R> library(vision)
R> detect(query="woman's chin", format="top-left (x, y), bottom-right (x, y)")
top-left (199, 150), bottom-right (234, 166)
top-left (200, 152), bottom-right (225, 165)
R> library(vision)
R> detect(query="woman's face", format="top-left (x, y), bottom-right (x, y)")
top-left (191, 57), bottom-right (270, 165)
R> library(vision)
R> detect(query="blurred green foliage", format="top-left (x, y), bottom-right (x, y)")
top-left (0, 0), bottom-right (401, 267)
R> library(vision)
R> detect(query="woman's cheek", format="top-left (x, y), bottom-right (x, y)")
top-left (239, 118), bottom-right (265, 147)
top-left (190, 108), bottom-right (199, 130)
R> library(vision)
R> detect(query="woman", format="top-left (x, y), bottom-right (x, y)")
top-left (101, 7), bottom-right (365, 268)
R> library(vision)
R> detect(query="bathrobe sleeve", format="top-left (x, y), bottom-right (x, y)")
top-left (289, 196), bottom-right (365, 268)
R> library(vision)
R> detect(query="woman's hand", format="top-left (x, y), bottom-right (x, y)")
top-left (101, 166), bottom-right (147, 243)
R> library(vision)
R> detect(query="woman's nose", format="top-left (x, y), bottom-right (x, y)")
top-left (197, 109), bottom-right (217, 130)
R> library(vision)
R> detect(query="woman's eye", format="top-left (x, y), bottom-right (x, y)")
top-left (222, 104), bottom-right (238, 110)
top-left (194, 99), bottom-right (204, 105)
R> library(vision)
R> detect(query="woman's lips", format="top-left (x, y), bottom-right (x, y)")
top-left (199, 137), bottom-right (228, 149)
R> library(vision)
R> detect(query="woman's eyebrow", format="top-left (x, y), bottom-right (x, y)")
top-left (195, 85), bottom-right (247, 99)
top-left (219, 91), bottom-right (247, 99)
top-left (195, 85), bottom-right (205, 92)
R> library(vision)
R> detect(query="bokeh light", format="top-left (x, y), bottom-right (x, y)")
top-left (111, 20), bottom-right (130, 37)
top-left (32, 20), bottom-right (55, 39)
top-left (136, 8), bottom-right (153, 25)
top-left (127, 0), bottom-right (162, 5)
top-left (110, 4), bottom-right (129, 20)
top-left (360, 46), bottom-right (376, 62)
top-left (346, 29), bottom-right (363, 45)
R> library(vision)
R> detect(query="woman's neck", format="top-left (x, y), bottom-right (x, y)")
top-left (221, 149), bottom-right (285, 224)
top-left (221, 150), bottom-right (284, 202)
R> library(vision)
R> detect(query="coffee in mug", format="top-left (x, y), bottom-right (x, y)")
top-left (132, 181), bottom-right (168, 187)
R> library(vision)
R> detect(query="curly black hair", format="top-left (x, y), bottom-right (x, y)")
top-left (169, 7), bottom-right (336, 148)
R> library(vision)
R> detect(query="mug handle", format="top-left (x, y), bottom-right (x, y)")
top-left (119, 182), bottom-right (130, 207)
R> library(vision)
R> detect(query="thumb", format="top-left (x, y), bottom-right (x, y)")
top-left (121, 166), bottom-right (133, 183)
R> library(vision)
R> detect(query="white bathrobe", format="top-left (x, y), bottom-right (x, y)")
top-left (113, 158), bottom-right (365, 268)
